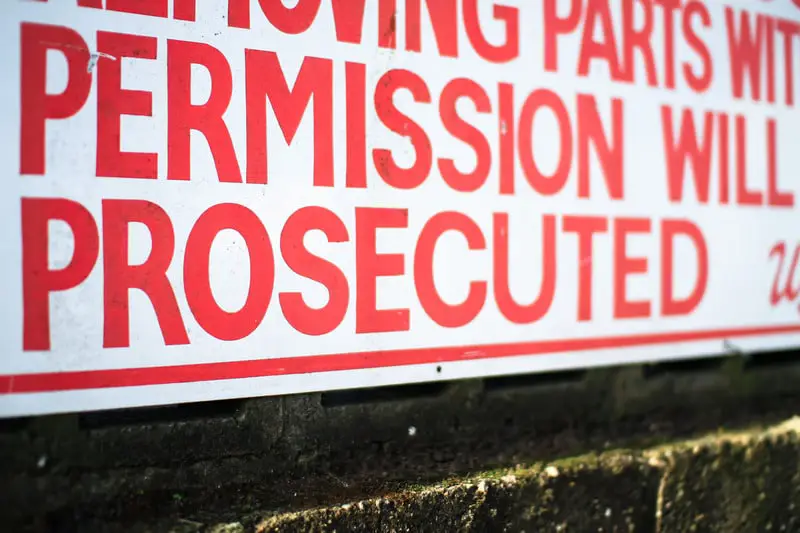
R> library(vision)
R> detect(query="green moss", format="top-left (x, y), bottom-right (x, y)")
top-left (251, 419), bottom-right (800, 532)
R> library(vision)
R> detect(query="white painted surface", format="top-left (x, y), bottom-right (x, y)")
top-left (1, 0), bottom-right (799, 416)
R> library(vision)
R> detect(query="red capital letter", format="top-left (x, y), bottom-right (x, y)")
top-left (280, 207), bottom-right (349, 336)
top-left (661, 107), bottom-right (715, 204)
top-left (373, 70), bottom-right (432, 190)
top-left (463, 0), bottom-right (519, 63)
top-left (661, 219), bottom-right (708, 316)
top-left (613, 217), bottom-right (652, 319)
top-left (438, 79), bottom-right (492, 192)
top-left (97, 32), bottom-right (158, 179)
top-left (245, 52), bottom-right (333, 186)
top-left (258, 0), bottom-right (321, 34)
top-left (167, 40), bottom-right (242, 182)
top-left (355, 208), bottom-right (409, 333)
top-left (577, 95), bottom-right (624, 199)
top-left (621, 0), bottom-right (657, 86)
top-left (725, 7), bottom-right (766, 101)
top-left (406, 0), bottom-right (458, 57)
top-left (683, 1), bottom-right (713, 93)
top-left (518, 89), bottom-right (573, 196)
top-left (735, 115), bottom-right (764, 206)
top-left (415, 212), bottom-right (487, 327)
top-left (184, 204), bottom-right (275, 341)
top-left (493, 214), bottom-right (556, 323)
top-left (563, 215), bottom-right (608, 321)
top-left (22, 198), bottom-right (99, 351)
top-left (767, 119), bottom-right (793, 207)
top-left (20, 23), bottom-right (91, 175)
top-left (543, 0), bottom-right (582, 71)
top-left (578, 0), bottom-right (624, 79)
top-left (103, 200), bottom-right (188, 348)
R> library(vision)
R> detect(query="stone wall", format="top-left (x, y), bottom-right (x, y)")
top-left (3, 349), bottom-right (800, 531)
top-left (255, 419), bottom-right (800, 533)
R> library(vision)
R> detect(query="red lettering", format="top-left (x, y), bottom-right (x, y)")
top-left (683, 1), bottom-right (713, 92)
top-left (613, 217), bottom-right (651, 319)
top-left (346, 62), bottom-right (367, 188)
top-left (379, 0), bottom-right (397, 49)
top-left (245, 51), bottom-right (333, 186)
top-left (415, 212), bottom-right (486, 327)
top-left (258, 0), bottom-right (321, 34)
top-left (373, 70), bottom-right (432, 190)
top-left (96, 32), bottom-right (158, 179)
top-left (577, 95), bottom-right (624, 199)
top-left (106, 0), bottom-right (166, 18)
top-left (22, 198), bottom-right (99, 351)
top-left (777, 20), bottom-right (800, 106)
top-left (767, 119), bottom-right (793, 207)
top-left (660, 219), bottom-right (708, 316)
top-left (280, 207), bottom-right (349, 336)
top-left (735, 115), bottom-right (764, 206)
top-left (355, 208), bottom-right (409, 333)
top-left (766, 16), bottom-right (777, 104)
top-left (331, 0), bottom-right (367, 44)
top-left (63, 0), bottom-right (102, 7)
top-left (406, 0), bottom-right (458, 57)
top-left (543, 0), bottom-right (581, 72)
top-left (493, 214), bottom-right (556, 323)
top-left (770, 242), bottom-right (800, 306)
top-left (661, 107), bottom-right (714, 203)
top-left (167, 40), bottom-right (241, 182)
top-left (463, 0), bottom-right (519, 63)
top-left (563, 215), bottom-right (608, 321)
top-left (498, 83), bottom-right (515, 195)
top-left (20, 23), bottom-right (91, 175)
top-left (326, 0), bottom-right (400, 48)
top-left (103, 200), bottom-right (188, 348)
top-left (438, 79), bottom-right (491, 192)
top-left (622, 0), bottom-right (657, 86)
top-left (578, 0), bottom-right (623, 78)
top-left (184, 204), bottom-right (274, 341)
top-left (655, 0), bottom-right (680, 89)
top-left (726, 8), bottom-right (766, 101)
top-left (518, 90), bottom-right (572, 196)
top-left (718, 113), bottom-right (730, 204)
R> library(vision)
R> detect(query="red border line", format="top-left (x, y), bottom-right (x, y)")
top-left (2, 324), bottom-right (800, 394)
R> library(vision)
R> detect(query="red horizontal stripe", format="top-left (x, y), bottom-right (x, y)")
top-left (2, 324), bottom-right (799, 394)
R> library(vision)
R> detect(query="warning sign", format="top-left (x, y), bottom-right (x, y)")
top-left (2, 0), bottom-right (800, 416)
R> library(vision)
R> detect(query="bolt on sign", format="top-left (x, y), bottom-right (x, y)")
top-left (1, 0), bottom-right (799, 417)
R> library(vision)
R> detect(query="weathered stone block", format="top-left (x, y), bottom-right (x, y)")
top-left (658, 420), bottom-right (800, 533)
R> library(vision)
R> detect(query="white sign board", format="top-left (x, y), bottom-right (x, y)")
top-left (2, 0), bottom-right (800, 417)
